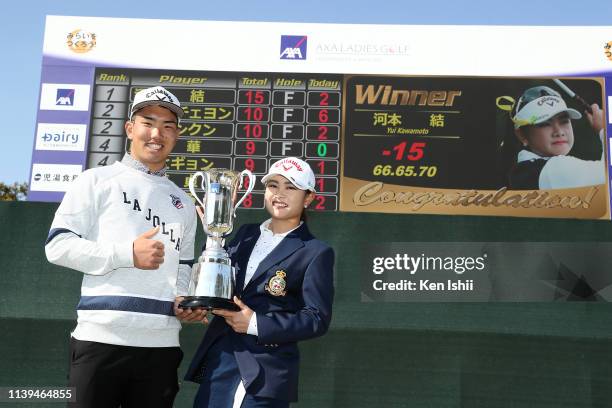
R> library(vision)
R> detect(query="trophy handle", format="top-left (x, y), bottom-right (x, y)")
top-left (188, 171), bottom-right (207, 210)
top-left (233, 170), bottom-right (255, 215)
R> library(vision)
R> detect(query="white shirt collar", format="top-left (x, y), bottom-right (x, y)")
top-left (259, 218), bottom-right (303, 238)
top-left (517, 149), bottom-right (551, 163)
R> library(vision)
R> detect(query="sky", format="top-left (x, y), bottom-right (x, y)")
top-left (2, 0), bottom-right (612, 185)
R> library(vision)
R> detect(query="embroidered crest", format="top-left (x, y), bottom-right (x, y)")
top-left (170, 194), bottom-right (184, 209)
top-left (265, 270), bottom-right (287, 297)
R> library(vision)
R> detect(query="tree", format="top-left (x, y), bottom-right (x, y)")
top-left (0, 182), bottom-right (28, 201)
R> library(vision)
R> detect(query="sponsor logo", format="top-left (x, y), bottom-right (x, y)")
top-left (536, 96), bottom-right (559, 107)
top-left (314, 42), bottom-right (410, 62)
top-left (170, 194), bottom-right (184, 209)
top-left (56, 88), bottom-right (75, 106)
top-left (35, 123), bottom-right (87, 151)
top-left (280, 35), bottom-right (307, 60)
top-left (276, 158), bottom-right (304, 172)
top-left (67, 29), bottom-right (96, 54)
top-left (30, 163), bottom-right (82, 192)
top-left (145, 87), bottom-right (174, 102)
top-left (315, 42), bottom-right (410, 56)
top-left (40, 83), bottom-right (91, 111)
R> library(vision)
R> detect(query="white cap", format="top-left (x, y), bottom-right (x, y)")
top-left (261, 157), bottom-right (316, 192)
top-left (512, 86), bottom-right (581, 129)
top-left (130, 86), bottom-right (184, 122)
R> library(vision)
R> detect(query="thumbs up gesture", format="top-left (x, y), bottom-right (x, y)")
top-left (133, 227), bottom-right (165, 270)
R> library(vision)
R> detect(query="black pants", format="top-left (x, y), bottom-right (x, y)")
top-left (68, 338), bottom-right (183, 408)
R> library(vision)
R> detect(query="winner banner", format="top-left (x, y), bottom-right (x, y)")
top-left (362, 242), bottom-right (612, 302)
top-left (341, 76), bottom-right (610, 219)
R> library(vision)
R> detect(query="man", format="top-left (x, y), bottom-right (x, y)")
top-left (46, 86), bottom-right (203, 407)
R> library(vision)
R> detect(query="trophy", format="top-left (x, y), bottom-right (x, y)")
top-left (180, 168), bottom-right (255, 310)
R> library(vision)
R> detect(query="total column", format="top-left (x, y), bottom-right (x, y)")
top-left (235, 76), bottom-right (272, 209)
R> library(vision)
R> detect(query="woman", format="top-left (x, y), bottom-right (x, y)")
top-left (185, 157), bottom-right (335, 408)
top-left (504, 85), bottom-right (605, 190)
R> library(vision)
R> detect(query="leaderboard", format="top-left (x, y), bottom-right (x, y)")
top-left (87, 69), bottom-right (342, 211)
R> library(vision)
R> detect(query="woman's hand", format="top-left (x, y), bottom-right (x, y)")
top-left (212, 296), bottom-right (254, 333)
top-left (585, 103), bottom-right (604, 134)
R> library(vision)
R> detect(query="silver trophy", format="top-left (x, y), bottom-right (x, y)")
top-left (180, 168), bottom-right (255, 310)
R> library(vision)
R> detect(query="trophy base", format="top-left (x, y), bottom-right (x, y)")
top-left (178, 296), bottom-right (240, 311)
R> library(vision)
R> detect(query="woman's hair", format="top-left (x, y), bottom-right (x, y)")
top-left (300, 190), bottom-right (315, 222)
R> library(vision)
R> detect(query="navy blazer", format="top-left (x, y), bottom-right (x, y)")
top-left (184, 222), bottom-right (335, 402)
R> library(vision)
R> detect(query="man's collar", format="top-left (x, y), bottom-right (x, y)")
top-left (121, 154), bottom-right (167, 177)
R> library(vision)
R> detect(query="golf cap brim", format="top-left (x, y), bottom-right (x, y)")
top-left (513, 95), bottom-right (581, 129)
top-left (130, 86), bottom-right (184, 121)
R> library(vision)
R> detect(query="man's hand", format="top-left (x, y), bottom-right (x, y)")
top-left (133, 227), bottom-right (164, 269)
top-left (212, 296), bottom-right (254, 333)
top-left (174, 297), bottom-right (209, 324)
top-left (196, 206), bottom-right (205, 225)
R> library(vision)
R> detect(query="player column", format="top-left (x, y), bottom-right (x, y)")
top-left (305, 78), bottom-right (341, 211)
top-left (88, 72), bottom-right (130, 168)
top-left (235, 76), bottom-right (272, 209)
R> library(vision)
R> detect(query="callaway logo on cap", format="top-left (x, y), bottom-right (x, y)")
top-left (130, 86), bottom-right (184, 122)
top-left (261, 157), bottom-right (316, 192)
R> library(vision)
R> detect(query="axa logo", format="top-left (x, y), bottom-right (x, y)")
top-left (40, 84), bottom-right (90, 111)
top-left (56, 89), bottom-right (75, 106)
top-left (280, 35), bottom-right (307, 60)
